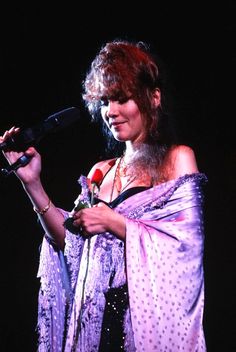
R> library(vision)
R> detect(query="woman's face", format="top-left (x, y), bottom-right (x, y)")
top-left (100, 98), bottom-right (145, 144)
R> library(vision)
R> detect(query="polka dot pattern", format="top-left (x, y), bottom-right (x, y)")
top-left (37, 173), bottom-right (207, 351)
top-left (122, 174), bottom-right (207, 351)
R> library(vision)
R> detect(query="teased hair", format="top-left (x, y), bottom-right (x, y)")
top-left (82, 39), bottom-right (178, 175)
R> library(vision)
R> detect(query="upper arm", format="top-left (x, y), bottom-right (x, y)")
top-left (87, 161), bottom-right (106, 179)
top-left (168, 145), bottom-right (199, 179)
top-left (87, 158), bottom-right (116, 181)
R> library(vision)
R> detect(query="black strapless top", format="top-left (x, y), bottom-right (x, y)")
top-left (94, 186), bottom-right (150, 209)
top-left (97, 186), bottom-right (150, 351)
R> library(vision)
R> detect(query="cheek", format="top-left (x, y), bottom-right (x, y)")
top-left (124, 103), bottom-right (141, 120)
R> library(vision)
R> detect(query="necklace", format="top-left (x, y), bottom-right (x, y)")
top-left (109, 156), bottom-right (136, 202)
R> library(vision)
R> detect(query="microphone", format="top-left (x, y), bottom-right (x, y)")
top-left (1, 154), bottom-right (32, 176)
top-left (0, 106), bottom-right (80, 152)
top-left (0, 106), bottom-right (80, 176)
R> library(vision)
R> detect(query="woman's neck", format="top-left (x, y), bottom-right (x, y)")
top-left (124, 141), bottom-right (142, 162)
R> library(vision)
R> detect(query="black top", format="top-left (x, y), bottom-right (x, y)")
top-left (98, 186), bottom-right (150, 352)
top-left (94, 186), bottom-right (150, 209)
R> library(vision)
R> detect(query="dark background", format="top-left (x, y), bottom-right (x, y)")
top-left (0, 2), bottom-right (235, 351)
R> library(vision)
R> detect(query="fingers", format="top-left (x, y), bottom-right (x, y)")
top-left (72, 203), bottom-right (109, 235)
top-left (25, 146), bottom-right (37, 157)
top-left (0, 126), bottom-right (20, 150)
top-left (72, 209), bottom-right (89, 230)
top-left (1, 126), bottom-right (20, 140)
top-left (71, 212), bottom-right (90, 237)
top-left (8, 126), bottom-right (20, 134)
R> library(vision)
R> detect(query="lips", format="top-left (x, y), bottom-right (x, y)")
top-left (110, 121), bottom-right (125, 128)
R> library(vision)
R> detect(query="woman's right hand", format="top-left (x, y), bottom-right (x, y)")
top-left (0, 126), bottom-right (42, 185)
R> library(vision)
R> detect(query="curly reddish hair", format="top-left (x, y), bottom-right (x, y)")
top-left (82, 40), bottom-right (177, 159)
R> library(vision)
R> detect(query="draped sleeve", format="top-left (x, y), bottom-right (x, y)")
top-left (36, 173), bottom-right (207, 352)
top-left (116, 173), bottom-right (207, 352)
top-left (36, 208), bottom-right (86, 352)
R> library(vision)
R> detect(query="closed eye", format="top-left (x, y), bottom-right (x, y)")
top-left (100, 96), bottom-right (131, 107)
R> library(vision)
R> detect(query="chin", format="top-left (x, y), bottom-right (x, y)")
top-left (113, 136), bottom-right (128, 142)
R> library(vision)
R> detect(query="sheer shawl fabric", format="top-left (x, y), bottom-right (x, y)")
top-left (37, 173), bottom-right (207, 352)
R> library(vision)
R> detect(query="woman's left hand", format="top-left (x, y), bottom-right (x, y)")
top-left (72, 202), bottom-right (126, 240)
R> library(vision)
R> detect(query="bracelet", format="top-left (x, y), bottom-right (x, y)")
top-left (33, 199), bottom-right (51, 215)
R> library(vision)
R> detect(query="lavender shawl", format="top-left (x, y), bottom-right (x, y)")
top-left (36, 173), bottom-right (207, 351)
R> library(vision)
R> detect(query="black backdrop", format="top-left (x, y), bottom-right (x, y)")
top-left (0, 2), bottom-right (235, 351)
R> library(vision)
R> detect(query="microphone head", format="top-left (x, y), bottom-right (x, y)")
top-left (44, 106), bottom-right (80, 132)
top-left (0, 106), bottom-right (81, 152)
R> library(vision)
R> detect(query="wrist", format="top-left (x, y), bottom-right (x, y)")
top-left (33, 199), bottom-right (52, 215)
top-left (23, 180), bottom-right (51, 213)
top-left (22, 177), bottom-right (43, 193)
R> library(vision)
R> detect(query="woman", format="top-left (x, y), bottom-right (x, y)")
top-left (1, 40), bottom-right (207, 351)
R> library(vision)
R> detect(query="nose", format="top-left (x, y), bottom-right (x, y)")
top-left (106, 101), bottom-right (119, 119)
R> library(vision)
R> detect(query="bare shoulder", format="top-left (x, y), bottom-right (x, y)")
top-left (167, 145), bottom-right (199, 179)
top-left (87, 158), bottom-right (117, 179)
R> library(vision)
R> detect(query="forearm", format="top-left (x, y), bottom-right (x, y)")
top-left (23, 179), bottom-right (66, 249)
top-left (107, 211), bottom-right (126, 240)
